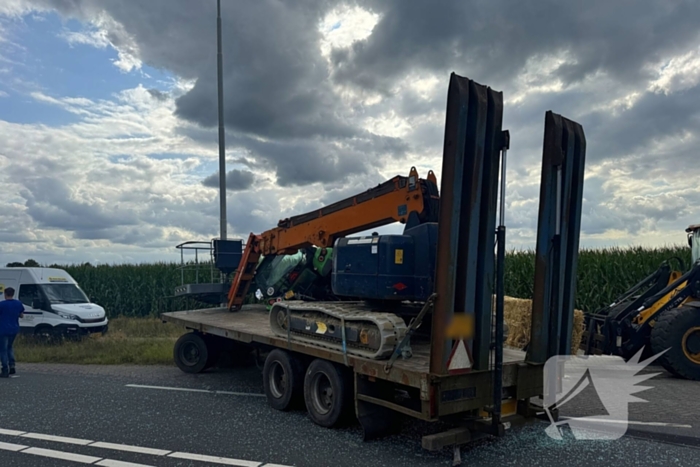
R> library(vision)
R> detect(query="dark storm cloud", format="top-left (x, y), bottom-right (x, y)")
top-left (22, 0), bottom-right (700, 244)
top-left (20, 177), bottom-right (139, 234)
top-left (202, 169), bottom-right (256, 192)
top-left (147, 88), bottom-right (167, 101)
top-left (341, 0), bottom-right (700, 92)
top-left (32, 0), bottom-right (410, 187)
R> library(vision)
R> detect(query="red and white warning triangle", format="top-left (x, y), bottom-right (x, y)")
top-left (447, 340), bottom-right (473, 374)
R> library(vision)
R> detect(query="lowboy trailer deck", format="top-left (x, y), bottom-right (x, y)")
top-left (161, 74), bottom-right (587, 458)
top-left (162, 305), bottom-right (539, 438)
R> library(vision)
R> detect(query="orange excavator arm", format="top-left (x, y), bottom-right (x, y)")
top-left (261, 167), bottom-right (438, 255)
top-left (227, 167), bottom-right (439, 310)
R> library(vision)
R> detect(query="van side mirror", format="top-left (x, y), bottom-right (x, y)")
top-left (32, 299), bottom-right (42, 309)
top-left (689, 234), bottom-right (693, 248)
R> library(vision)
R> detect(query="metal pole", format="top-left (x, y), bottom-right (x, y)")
top-left (492, 142), bottom-right (507, 434)
top-left (217, 0), bottom-right (227, 240)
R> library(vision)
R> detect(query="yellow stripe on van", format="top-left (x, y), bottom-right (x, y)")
top-left (48, 277), bottom-right (68, 282)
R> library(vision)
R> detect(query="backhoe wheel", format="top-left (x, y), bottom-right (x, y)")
top-left (651, 306), bottom-right (700, 380)
top-left (303, 359), bottom-right (353, 428)
top-left (263, 349), bottom-right (305, 411)
top-left (174, 333), bottom-right (209, 374)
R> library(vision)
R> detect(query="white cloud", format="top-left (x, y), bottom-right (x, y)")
top-left (319, 6), bottom-right (379, 59)
top-left (0, 79), bottom-right (399, 264)
top-left (58, 13), bottom-right (142, 72)
top-left (60, 28), bottom-right (111, 49)
top-left (0, 90), bottom-right (7, 97)
top-left (649, 47), bottom-right (700, 95)
top-left (0, 0), bottom-right (38, 17)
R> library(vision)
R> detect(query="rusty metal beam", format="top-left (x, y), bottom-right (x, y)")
top-left (430, 73), bottom-right (504, 374)
top-left (527, 111), bottom-right (586, 364)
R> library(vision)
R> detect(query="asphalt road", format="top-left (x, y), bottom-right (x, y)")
top-left (0, 362), bottom-right (698, 467)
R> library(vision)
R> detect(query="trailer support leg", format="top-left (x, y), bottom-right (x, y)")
top-left (452, 446), bottom-right (462, 466)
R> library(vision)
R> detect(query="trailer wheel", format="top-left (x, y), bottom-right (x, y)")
top-left (651, 306), bottom-right (700, 380)
top-left (303, 359), bottom-right (353, 428)
top-left (174, 333), bottom-right (210, 374)
top-left (263, 349), bottom-right (305, 411)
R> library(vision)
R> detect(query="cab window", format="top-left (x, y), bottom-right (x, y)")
top-left (19, 284), bottom-right (40, 308)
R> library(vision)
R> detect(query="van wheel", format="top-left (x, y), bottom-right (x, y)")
top-left (174, 333), bottom-right (209, 374)
top-left (303, 359), bottom-right (353, 427)
top-left (263, 349), bottom-right (305, 411)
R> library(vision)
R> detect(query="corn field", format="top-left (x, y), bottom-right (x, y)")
top-left (30, 245), bottom-right (691, 318)
top-left (504, 245), bottom-right (691, 312)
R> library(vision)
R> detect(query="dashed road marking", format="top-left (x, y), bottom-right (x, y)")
top-left (90, 441), bottom-right (172, 456)
top-left (0, 440), bottom-right (28, 452)
top-left (0, 426), bottom-right (287, 466)
top-left (168, 451), bottom-right (261, 466)
top-left (96, 459), bottom-right (156, 467)
top-left (126, 383), bottom-right (266, 397)
top-left (21, 432), bottom-right (94, 445)
top-left (22, 447), bottom-right (102, 464)
top-left (559, 417), bottom-right (692, 428)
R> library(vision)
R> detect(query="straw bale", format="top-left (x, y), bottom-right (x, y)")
top-left (493, 296), bottom-right (585, 355)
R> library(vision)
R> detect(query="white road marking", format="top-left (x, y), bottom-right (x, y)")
top-left (126, 384), bottom-right (211, 393)
top-left (126, 384), bottom-right (265, 397)
top-left (215, 390), bottom-right (266, 397)
top-left (96, 459), bottom-right (155, 467)
top-left (0, 441), bottom-right (28, 452)
top-left (1, 427), bottom-right (281, 466)
top-left (21, 432), bottom-right (94, 445)
top-left (560, 417), bottom-right (692, 428)
top-left (90, 441), bottom-right (171, 456)
top-left (22, 447), bottom-right (102, 464)
top-left (168, 451), bottom-right (262, 467)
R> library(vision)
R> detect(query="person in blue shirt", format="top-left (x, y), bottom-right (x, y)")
top-left (0, 287), bottom-right (25, 378)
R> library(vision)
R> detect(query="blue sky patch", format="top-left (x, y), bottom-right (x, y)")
top-left (0, 11), bottom-right (174, 126)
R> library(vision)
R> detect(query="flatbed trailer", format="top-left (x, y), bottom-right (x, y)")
top-left (162, 305), bottom-right (542, 427)
top-left (162, 305), bottom-right (541, 449)
top-left (161, 74), bottom-right (587, 459)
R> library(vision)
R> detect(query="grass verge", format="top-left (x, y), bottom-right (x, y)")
top-left (14, 318), bottom-right (183, 365)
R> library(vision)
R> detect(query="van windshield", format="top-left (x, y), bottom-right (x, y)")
top-left (39, 284), bottom-right (90, 304)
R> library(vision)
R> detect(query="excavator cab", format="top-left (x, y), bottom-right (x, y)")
top-left (251, 247), bottom-right (336, 309)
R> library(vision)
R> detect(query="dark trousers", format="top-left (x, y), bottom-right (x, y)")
top-left (0, 334), bottom-right (17, 372)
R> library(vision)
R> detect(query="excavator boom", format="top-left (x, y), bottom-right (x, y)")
top-left (227, 166), bottom-right (439, 310)
top-left (260, 167), bottom-right (438, 255)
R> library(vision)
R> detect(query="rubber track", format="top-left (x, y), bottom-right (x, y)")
top-left (269, 301), bottom-right (407, 360)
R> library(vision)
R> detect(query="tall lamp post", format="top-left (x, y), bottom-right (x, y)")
top-left (217, 0), bottom-right (227, 241)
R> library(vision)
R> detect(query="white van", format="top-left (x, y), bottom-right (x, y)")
top-left (0, 268), bottom-right (108, 337)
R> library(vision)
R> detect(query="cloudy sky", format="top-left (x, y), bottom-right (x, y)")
top-left (1, 0), bottom-right (699, 265)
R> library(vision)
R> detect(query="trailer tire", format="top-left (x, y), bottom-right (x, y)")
top-left (263, 350), bottom-right (305, 411)
top-left (651, 306), bottom-right (700, 380)
top-left (174, 333), bottom-right (210, 374)
top-left (303, 359), bottom-right (353, 428)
